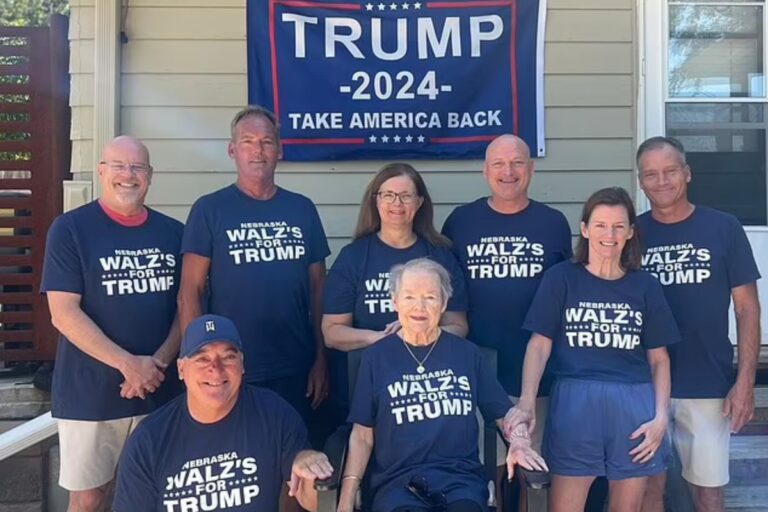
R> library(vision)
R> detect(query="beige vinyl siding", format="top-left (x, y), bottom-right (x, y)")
top-left (69, 0), bottom-right (637, 263)
top-left (68, 0), bottom-right (95, 181)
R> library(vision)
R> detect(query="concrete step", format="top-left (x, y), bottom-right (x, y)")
top-left (0, 376), bottom-right (50, 420)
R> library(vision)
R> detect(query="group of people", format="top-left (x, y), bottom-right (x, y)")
top-left (40, 105), bottom-right (761, 512)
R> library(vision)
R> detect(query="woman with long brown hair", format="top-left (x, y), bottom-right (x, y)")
top-left (322, 163), bottom-right (468, 405)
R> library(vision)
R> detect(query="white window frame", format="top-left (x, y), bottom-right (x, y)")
top-left (639, 0), bottom-right (768, 346)
top-left (639, 0), bottom-right (768, 225)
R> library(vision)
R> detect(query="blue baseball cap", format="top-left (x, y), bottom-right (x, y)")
top-left (180, 314), bottom-right (243, 358)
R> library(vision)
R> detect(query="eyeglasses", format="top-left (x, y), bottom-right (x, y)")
top-left (406, 475), bottom-right (447, 510)
top-left (100, 161), bottom-right (152, 174)
top-left (376, 191), bottom-right (419, 204)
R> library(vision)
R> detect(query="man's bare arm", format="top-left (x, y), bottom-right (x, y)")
top-left (725, 282), bottom-right (761, 432)
top-left (307, 261), bottom-right (329, 408)
top-left (48, 291), bottom-right (164, 398)
top-left (177, 253), bottom-right (211, 335)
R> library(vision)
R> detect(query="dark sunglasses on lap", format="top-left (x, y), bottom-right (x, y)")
top-left (406, 475), bottom-right (448, 511)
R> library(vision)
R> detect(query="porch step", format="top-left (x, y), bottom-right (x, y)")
top-left (725, 486), bottom-right (768, 510)
top-left (726, 435), bottom-right (768, 510)
top-left (754, 386), bottom-right (768, 424)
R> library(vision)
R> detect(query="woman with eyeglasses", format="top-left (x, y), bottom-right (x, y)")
top-left (322, 163), bottom-right (469, 407)
top-left (338, 258), bottom-right (546, 512)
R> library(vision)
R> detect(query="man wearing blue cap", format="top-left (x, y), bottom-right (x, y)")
top-left (113, 314), bottom-right (334, 512)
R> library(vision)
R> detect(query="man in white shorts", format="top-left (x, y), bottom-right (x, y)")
top-left (636, 136), bottom-right (761, 512)
top-left (41, 136), bottom-right (183, 511)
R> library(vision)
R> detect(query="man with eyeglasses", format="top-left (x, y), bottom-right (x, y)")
top-left (178, 106), bottom-right (330, 464)
top-left (441, 134), bottom-right (572, 507)
top-left (41, 135), bottom-right (184, 511)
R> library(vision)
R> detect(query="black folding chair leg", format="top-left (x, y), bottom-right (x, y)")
top-left (317, 488), bottom-right (338, 512)
top-left (525, 486), bottom-right (548, 512)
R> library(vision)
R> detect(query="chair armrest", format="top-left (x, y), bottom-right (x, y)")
top-left (315, 424), bottom-right (352, 492)
top-left (519, 467), bottom-right (551, 490)
top-left (496, 425), bottom-right (551, 490)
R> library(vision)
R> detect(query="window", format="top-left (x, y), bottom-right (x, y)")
top-left (663, 1), bottom-right (767, 225)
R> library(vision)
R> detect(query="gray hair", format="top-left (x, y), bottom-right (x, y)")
top-left (230, 105), bottom-right (280, 142)
top-left (389, 258), bottom-right (453, 303)
top-left (636, 136), bottom-right (686, 167)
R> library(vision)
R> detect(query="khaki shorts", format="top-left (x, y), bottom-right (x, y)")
top-left (479, 396), bottom-right (548, 465)
top-left (669, 398), bottom-right (731, 487)
top-left (58, 415), bottom-right (147, 491)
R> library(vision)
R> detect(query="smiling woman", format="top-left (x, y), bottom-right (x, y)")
top-left (510, 187), bottom-right (680, 512)
top-left (321, 163), bottom-right (470, 415)
top-left (337, 258), bottom-right (545, 512)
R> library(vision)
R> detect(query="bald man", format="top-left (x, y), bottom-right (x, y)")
top-left (442, 135), bottom-right (572, 504)
top-left (42, 136), bottom-right (184, 511)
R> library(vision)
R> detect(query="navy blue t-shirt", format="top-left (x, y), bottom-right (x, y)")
top-left (40, 202), bottom-right (183, 421)
top-left (182, 185), bottom-right (330, 382)
top-left (442, 199), bottom-right (572, 396)
top-left (324, 233), bottom-right (468, 405)
top-left (348, 331), bottom-right (511, 511)
top-left (523, 261), bottom-right (680, 383)
top-left (636, 206), bottom-right (760, 398)
top-left (114, 386), bottom-right (308, 512)
top-left (324, 233), bottom-right (468, 328)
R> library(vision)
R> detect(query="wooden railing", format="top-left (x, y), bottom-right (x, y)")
top-left (0, 15), bottom-right (70, 362)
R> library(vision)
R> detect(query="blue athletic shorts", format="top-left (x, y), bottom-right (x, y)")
top-left (542, 379), bottom-right (669, 480)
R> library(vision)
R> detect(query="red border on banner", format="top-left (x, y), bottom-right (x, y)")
top-left (269, 0), bottom-right (362, 143)
top-left (269, 0), bottom-right (280, 117)
top-left (275, 0), bottom-right (362, 9)
top-left (427, 0), bottom-right (518, 135)
top-left (430, 135), bottom-right (499, 144)
top-left (428, 1), bottom-right (513, 6)
top-left (283, 138), bottom-right (366, 145)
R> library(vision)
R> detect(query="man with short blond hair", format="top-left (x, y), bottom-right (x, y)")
top-left (42, 135), bottom-right (183, 511)
top-left (177, 105), bottom-right (330, 434)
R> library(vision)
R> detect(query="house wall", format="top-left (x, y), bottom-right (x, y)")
top-left (67, 0), bottom-right (638, 261)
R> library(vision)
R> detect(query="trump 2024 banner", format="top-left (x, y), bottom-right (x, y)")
top-left (247, 0), bottom-right (546, 160)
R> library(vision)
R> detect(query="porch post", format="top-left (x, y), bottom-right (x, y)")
top-left (92, 0), bottom-right (121, 197)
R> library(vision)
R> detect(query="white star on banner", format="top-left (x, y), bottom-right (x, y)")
top-left (366, 3), bottom-right (374, 10)
top-left (369, 135), bottom-right (377, 143)
top-left (417, 135), bottom-right (425, 142)
top-left (402, 2), bottom-right (410, 9)
top-left (378, 3), bottom-right (386, 10)
top-left (381, 135), bottom-right (390, 143)
top-left (405, 134), bottom-right (413, 142)
top-left (393, 135), bottom-right (401, 142)
top-left (390, 2), bottom-right (398, 9)
top-left (414, 2), bottom-right (422, 8)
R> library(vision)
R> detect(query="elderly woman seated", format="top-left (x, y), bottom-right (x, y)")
top-left (337, 258), bottom-right (547, 512)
